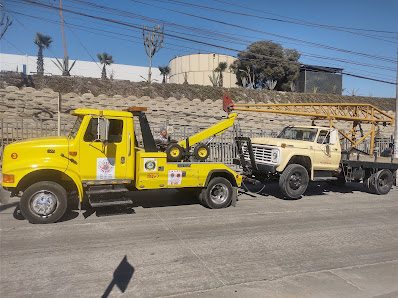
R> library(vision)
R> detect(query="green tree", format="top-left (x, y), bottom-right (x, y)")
top-left (158, 65), bottom-right (170, 83)
top-left (230, 41), bottom-right (301, 91)
top-left (34, 32), bottom-right (53, 75)
top-left (97, 52), bottom-right (114, 79)
top-left (214, 62), bottom-right (228, 87)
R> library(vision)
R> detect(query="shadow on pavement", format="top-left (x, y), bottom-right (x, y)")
top-left (81, 189), bottom-right (199, 219)
top-left (0, 201), bottom-right (19, 212)
top-left (240, 181), bottom-right (363, 200)
top-left (102, 255), bottom-right (134, 298)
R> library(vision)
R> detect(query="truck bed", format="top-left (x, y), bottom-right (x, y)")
top-left (341, 150), bottom-right (398, 170)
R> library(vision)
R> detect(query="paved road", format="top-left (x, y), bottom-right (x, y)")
top-left (1, 182), bottom-right (397, 297)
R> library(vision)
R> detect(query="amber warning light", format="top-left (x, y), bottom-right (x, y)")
top-left (123, 107), bottom-right (148, 112)
top-left (3, 174), bottom-right (14, 184)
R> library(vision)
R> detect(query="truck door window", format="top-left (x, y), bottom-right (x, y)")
top-left (69, 116), bottom-right (83, 139)
top-left (317, 130), bottom-right (330, 144)
top-left (83, 118), bottom-right (123, 143)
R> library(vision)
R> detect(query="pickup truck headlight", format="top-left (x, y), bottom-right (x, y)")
top-left (271, 149), bottom-right (280, 163)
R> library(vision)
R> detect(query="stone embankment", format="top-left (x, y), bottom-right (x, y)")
top-left (0, 86), bottom-right (395, 136)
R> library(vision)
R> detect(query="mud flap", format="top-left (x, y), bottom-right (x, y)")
top-left (231, 186), bottom-right (238, 207)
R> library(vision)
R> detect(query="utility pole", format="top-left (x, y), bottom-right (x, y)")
top-left (58, 0), bottom-right (70, 76)
top-left (395, 42), bottom-right (398, 158)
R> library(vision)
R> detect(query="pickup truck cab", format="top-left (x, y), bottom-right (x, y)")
top-left (237, 125), bottom-right (341, 198)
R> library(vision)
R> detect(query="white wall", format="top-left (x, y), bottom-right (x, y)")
top-left (0, 53), bottom-right (162, 82)
top-left (169, 53), bottom-right (238, 88)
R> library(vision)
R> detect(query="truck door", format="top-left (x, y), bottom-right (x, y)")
top-left (313, 129), bottom-right (340, 170)
top-left (79, 116), bottom-right (128, 181)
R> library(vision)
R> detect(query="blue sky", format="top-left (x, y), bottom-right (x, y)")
top-left (1, 0), bottom-right (397, 98)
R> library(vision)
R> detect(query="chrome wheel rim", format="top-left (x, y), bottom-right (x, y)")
top-left (30, 191), bottom-right (57, 217)
top-left (209, 183), bottom-right (229, 204)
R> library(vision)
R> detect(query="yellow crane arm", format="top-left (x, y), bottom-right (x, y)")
top-left (223, 94), bottom-right (395, 154)
top-left (230, 102), bottom-right (394, 124)
top-left (177, 113), bottom-right (238, 149)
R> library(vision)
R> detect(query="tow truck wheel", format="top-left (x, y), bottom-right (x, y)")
top-left (20, 181), bottom-right (68, 224)
top-left (166, 143), bottom-right (184, 162)
top-left (194, 144), bottom-right (210, 161)
top-left (202, 177), bottom-right (233, 209)
top-left (371, 169), bottom-right (393, 195)
top-left (279, 164), bottom-right (309, 199)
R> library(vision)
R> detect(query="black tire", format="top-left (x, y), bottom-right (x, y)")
top-left (202, 177), bottom-right (233, 209)
top-left (363, 176), bottom-right (372, 193)
top-left (194, 144), bottom-right (210, 161)
top-left (279, 164), bottom-right (309, 199)
top-left (20, 181), bottom-right (68, 224)
top-left (372, 169), bottom-right (393, 195)
top-left (166, 143), bottom-right (184, 162)
top-left (197, 188), bottom-right (208, 207)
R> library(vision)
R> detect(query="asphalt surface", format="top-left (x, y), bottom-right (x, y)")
top-left (1, 181), bottom-right (398, 298)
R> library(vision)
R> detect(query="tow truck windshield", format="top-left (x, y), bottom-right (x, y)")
top-left (278, 127), bottom-right (318, 142)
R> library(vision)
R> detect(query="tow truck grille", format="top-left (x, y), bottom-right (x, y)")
top-left (242, 144), bottom-right (273, 164)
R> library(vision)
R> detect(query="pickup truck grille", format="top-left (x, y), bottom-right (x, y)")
top-left (242, 144), bottom-right (274, 164)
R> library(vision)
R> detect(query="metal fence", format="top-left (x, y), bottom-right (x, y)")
top-left (1, 117), bottom-right (394, 164)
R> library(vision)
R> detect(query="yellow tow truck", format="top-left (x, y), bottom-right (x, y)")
top-left (1, 106), bottom-right (241, 224)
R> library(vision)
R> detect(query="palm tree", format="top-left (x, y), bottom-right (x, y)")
top-left (158, 66), bottom-right (170, 83)
top-left (97, 52), bottom-right (114, 79)
top-left (34, 32), bottom-right (53, 75)
top-left (214, 62), bottom-right (227, 87)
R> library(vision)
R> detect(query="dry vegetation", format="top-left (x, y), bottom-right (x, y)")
top-left (0, 72), bottom-right (395, 111)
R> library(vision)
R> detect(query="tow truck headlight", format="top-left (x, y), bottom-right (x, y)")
top-left (271, 149), bottom-right (280, 163)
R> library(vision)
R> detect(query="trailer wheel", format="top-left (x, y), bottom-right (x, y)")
top-left (20, 181), bottom-right (68, 224)
top-left (279, 164), bottom-right (309, 199)
top-left (194, 144), bottom-right (210, 161)
top-left (202, 177), bottom-right (233, 209)
top-left (166, 143), bottom-right (184, 161)
top-left (371, 169), bottom-right (393, 195)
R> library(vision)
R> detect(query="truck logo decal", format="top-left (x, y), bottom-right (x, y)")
top-left (168, 170), bottom-right (182, 185)
top-left (97, 158), bottom-right (115, 180)
top-left (11, 153), bottom-right (18, 159)
top-left (143, 158), bottom-right (157, 172)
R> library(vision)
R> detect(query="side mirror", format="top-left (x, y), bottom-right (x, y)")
top-left (329, 129), bottom-right (337, 145)
top-left (97, 117), bottom-right (109, 144)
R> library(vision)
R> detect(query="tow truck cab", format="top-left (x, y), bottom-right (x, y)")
top-left (2, 107), bottom-right (242, 224)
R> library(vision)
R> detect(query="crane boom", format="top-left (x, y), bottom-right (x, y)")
top-left (223, 94), bottom-right (395, 154)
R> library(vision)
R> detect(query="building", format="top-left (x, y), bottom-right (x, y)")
top-left (169, 53), bottom-right (237, 88)
top-left (297, 64), bottom-right (343, 95)
top-left (0, 53), bottom-right (162, 82)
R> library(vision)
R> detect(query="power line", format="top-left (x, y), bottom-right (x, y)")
top-left (127, 0), bottom-right (396, 63)
top-left (149, 0), bottom-right (397, 43)
top-left (6, 0), bottom-right (397, 85)
top-left (213, 0), bottom-right (398, 35)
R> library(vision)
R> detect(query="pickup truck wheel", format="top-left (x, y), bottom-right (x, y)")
top-left (279, 164), bottom-right (309, 199)
top-left (363, 176), bottom-right (373, 193)
top-left (20, 181), bottom-right (68, 224)
top-left (372, 169), bottom-right (393, 195)
top-left (203, 177), bottom-right (233, 209)
top-left (194, 144), bottom-right (210, 161)
top-left (166, 143), bottom-right (184, 162)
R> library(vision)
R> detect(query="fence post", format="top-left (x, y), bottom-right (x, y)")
top-left (58, 93), bottom-right (61, 136)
